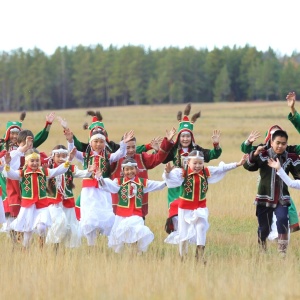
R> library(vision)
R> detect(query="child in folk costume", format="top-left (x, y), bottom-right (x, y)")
top-left (95, 157), bottom-right (167, 254)
top-left (66, 128), bottom-right (134, 246)
top-left (58, 113), bottom-right (156, 220)
top-left (241, 126), bottom-right (300, 240)
top-left (162, 104), bottom-right (222, 209)
top-left (110, 127), bottom-right (176, 218)
top-left (0, 112), bottom-right (56, 238)
top-left (163, 150), bottom-right (247, 262)
top-left (243, 130), bottom-right (300, 258)
top-left (46, 145), bottom-right (94, 249)
top-left (3, 144), bottom-right (76, 249)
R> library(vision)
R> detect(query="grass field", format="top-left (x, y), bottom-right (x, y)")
top-left (1, 101), bottom-right (300, 300)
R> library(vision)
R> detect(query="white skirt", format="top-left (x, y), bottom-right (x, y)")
top-left (164, 207), bottom-right (209, 245)
top-left (10, 205), bottom-right (52, 233)
top-left (108, 215), bottom-right (154, 253)
top-left (63, 206), bottom-right (82, 248)
top-left (80, 187), bottom-right (115, 236)
top-left (46, 204), bottom-right (82, 247)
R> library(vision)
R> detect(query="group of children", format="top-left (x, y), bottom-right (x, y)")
top-left (0, 92), bottom-right (300, 261)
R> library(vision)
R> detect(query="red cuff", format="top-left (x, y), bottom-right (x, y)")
top-left (145, 143), bottom-right (152, 151)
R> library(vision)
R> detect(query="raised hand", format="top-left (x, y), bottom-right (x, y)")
top-left (267, 158), bottom-right (281, 170)
top-left (123, 130), bottom-right (134, 143)
top-left (64, 128), bottom-right (74, 142)
top-left (164, 162), bottom-right (174, 174)
top-left (19, 136), bottom-right (33, 153)
top-left (247, 131), bottom-right (261, 143)
top-left (166, 127), bottom-right (176, 142)
top-left (46, 112), bottom-right (56, 124)
top-left (211, 130), bottom-right (221, 144)
top-left (68, 147), bottom-right (77, 162)
top-left (4, 152), bottom-right (11, 165)
top-left (236, 154), bottom-right (249, 167)
top-left (151, 137), bottom-right (163, 151)
top-left (286, 91), bottom-right (296, 108)
top-left (57, 116), bottom-right (68, 129)
top-left (254, 145), bottom-right (265, 156)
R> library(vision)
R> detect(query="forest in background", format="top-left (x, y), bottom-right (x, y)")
top-left (1, 44), bottom-right (300, 111)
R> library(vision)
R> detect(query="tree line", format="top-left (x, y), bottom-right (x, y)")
top-left (0, 44), bottom-right (300, 111)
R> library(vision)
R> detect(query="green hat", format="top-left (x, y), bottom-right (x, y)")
top-left (88, 116), bottom-right (105, 135)
top-left (4, 121), bottom-right (22, 142)
top-left (85, 110), bottom-right (109, 141)
top-left (175, 104), bottom-right (201, 144)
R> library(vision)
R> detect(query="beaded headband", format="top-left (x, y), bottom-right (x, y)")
top-left (121, 161), bottom-right (138, 168)
top-left (52, 149), bottom-right (69, 156)
top-left (90, 134), bottom-right (106, 144)
top-left (187, 151), bottom-right (204, 160)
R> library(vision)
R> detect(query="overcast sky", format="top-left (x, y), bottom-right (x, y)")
top-left (1, 0), bottom-right (299, 56)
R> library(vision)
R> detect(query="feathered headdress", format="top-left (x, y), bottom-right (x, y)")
top-left (84, 110), bottom-right (109, 141)
top-left (175, 103), bottom-right (200, 144)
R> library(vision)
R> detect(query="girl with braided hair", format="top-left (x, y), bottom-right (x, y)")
top-left (94, 157), bottom-right (167, 254)
top-left (46, 145), bottom-right (94, 250)
top-left (162, 104), bottom-right (222, 209)
top-left (163, 150), bottom-right (247, 262)
top-left (3, 144), bottom-right (76, 250)
top-left (65, 128), bottom-right (134, 246)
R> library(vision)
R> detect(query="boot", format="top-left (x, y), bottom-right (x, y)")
top-left (9, 230), bottom-right (17, 244)
top-left (277, 239), bottom-right (288, 258)
top-left (258, 238), bottom-right (267, 252)
top-left (16, 232), bottom-right (24, 244)
top-left (195, 245), bottom-right (207, 265)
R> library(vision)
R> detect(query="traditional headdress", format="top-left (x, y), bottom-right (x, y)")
top-left (25, 151), bottom-right (40, 163)
top-left (51, 148), bottom-right (69, 157)
top-left (264, 124), bottom-right (283, 144)
top-left (187, 150), bottom-right (204, 160)
top-left (174, 103), bottom-right (201, 144)
top-left (121, 160), bottom-right (138, 169)
top-left (3, 111), bottom-right (26, 142)
top-left (83, 110), bottom-right (109, 141)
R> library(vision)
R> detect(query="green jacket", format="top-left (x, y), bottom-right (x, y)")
top-left (288, 111), bottom-right (300, 134)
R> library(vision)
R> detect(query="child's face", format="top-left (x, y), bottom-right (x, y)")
top-left (53, 153), bottom-right (68, 165)
top-left (126, 141), bottom-right (136, 157)
top-left (27, 158), bottom-right (40, 171)
top-left (123, 166), bottom-right (137, 179)
top-left (271, 136), bottom-right (287, 154)
top-left (188, 157), bottom-right (204, 173)
top-left (179, 132), bottom-right (192, 148)
top-left (90, 139), bottom-right (105, 152)
top-left (9, 131), bottom-right (19, 144)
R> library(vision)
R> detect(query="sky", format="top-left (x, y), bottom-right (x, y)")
top-left (1, 0), bottom-right (299, 56)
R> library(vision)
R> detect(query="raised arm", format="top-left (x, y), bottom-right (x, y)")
top-left (33, 112), bottom-right (55, 148)
top-left (241, 131), bottom-right (261, 154)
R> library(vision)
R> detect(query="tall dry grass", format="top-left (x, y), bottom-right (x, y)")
top-left (1, 101), bottom-right (300, 300)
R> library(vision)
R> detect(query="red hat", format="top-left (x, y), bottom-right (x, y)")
top-left (264, 125), bottom-right (283, 144)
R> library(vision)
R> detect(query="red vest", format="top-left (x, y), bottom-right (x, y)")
top-left (110, 154), bottom-right (148, 216)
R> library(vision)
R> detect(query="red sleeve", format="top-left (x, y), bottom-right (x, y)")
top-left (145, 144), bottom-right (152, 151)
top-left (141, 137), bottom-right (174, 169)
